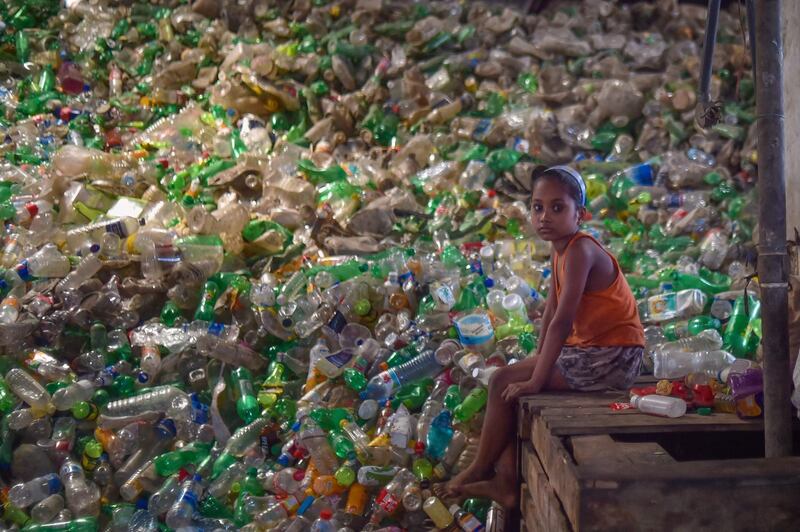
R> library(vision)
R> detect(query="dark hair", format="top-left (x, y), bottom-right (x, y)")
top-left (530, 165), bottom-right (584, 208)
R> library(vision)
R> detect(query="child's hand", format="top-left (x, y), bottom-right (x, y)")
top-left (502, 379), bottom-right (541, 402)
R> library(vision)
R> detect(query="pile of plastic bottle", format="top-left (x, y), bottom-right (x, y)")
top-left (0, 0), bottom-right (769, 530)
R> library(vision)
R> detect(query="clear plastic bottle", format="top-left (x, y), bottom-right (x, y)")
top-left (5, 368), bottom-right (52, 411)
top-left (8, 473), bottom-right (63, 508)
top-left (365, 350), bottom-right (444, 400)
top-left (102, 385), bottom-right (187, 418)
top-left (0, 284), bottom-right (23, 324)
top-left (639, 289), bottom-right (707, 323)
top-left (52, 379), bottom-right (95, 410)
top-left (165, 473), bottom-right (203, 529)
top-left (14, 243), bottom-right (70, 281)
top-left (310, 508), bottom-right (338, 532)
top-left (299, 425), bottom-right (339, 475)
top-left (652, 349), bottom-right (736, 379)
top-left (60, 457), bottom-right (100, 516)
top-left (630, 394), bottom-right (687, 418)
top-left (65, 216), bottom-right (142, 252)
top-left (55, 253), bottom-right (102, 295)
top-left (30, 493), bottom-right (65, 523)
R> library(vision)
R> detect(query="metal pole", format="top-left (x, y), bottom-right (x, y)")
top-left (755, 0), bottom-right (793, 458)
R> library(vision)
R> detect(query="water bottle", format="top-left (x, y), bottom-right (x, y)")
top-left (55, 253), bottom-right (102, 295)
top-left (655, 329), bottom-right (723, 354)
top-left (298, 425), bottom-right (339, 475)
top-left (652, 349), bottom-right (736, 379)
top-left (310, 508), bottom-right (338, 531)
top-left (388, 404), bottom-right (412, 449)
top-left (30, 494), bottom-right (65, 524)
top-left (148, 472), bottom-right (184, 516)
top-left (630, 394), bottom-right (687, 418)
top-left (52, 379), bottom-right (95, 410)
top-left (60, 457), bottom-right (100, 516)
top-left (364, 349), bottom-right (443, 400)
top-left (102, 385), bottom-right (187, 417)
top-left (8, 473), bottom-right (62, 508)
top-left (14, 243), bottom-right (70, 281)
top-left (639, 289), bottom-right (707, 323)
top-left (65, 216), bottom-right (142, 252)
top-left (5, 368), bottom-right (52, 411)
top-left (165, 473), bottom-right (203, 529)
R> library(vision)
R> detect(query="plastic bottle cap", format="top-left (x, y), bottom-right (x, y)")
top-left (320, 509), bottom-right (333, 520)
top-left (483, 277), bottom-right (494, 288)
top-left (293, 469), bottom-right (305, 481)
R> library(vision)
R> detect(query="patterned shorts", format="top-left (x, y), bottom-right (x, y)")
top-left (555, 345), bottom-right (643, 391)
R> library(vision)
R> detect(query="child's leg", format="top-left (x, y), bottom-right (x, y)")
top-left (443, 356), bottom-right (568, 496)
top-left (455, 439), bottom-right (519, 510)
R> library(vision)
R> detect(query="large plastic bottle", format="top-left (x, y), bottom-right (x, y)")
top-left (8, 473), bottom-right (63, 508)
top-left (652, 348), bottom-right (736, 379)
top-left (59, 457), bottom-right (100, 516)
top-left (165, 474), bottom-right (203, 529)
top-left (364, 349), bottom-right (444, 399)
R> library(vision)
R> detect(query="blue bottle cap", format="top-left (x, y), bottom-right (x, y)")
top-left (483, 277), bottom-right (494, 288)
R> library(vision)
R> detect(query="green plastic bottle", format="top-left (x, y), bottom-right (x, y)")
top-left (662, 315), bottom-right (722, 341)
top-left (154, 442), bottom-right (212, 477)
top-left (298, 158), bottom-right (347, 184)
top-left (232, 368), bottom-right (260, 423)
top-left (486, 148), bottom-right (522, 173)
top-left (194, 280), bottom-right (221, 322)
top-left (343, 368), bottom-right (367, 391)
top-left (443, 385), bottom-right (462, 411)
top-left (453, 387), bottom-right (487, 423)
top-left (0, 375), bottom-right (15, 413)
top-left (723, 295), bottom-right (761, 358)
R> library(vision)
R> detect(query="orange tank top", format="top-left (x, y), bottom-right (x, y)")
top-left (553, 232), bottom-right (645, 348)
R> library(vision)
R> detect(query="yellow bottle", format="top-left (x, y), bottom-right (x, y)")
top-left (423, 496), bottom-right (454, 529)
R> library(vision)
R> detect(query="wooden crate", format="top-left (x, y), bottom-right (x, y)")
top-left (517, 391), bottom-right (800, 532)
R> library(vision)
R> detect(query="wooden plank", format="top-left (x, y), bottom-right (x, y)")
top-left (532, 416), bottom-right (581, 530)
top-left (522, 442), bottom-right (571, 532)
top-left (571, 435), bottom-right (675, 468)
top-left (518, 392), bottom-right (629, 438)
top-left (577, 457), bottom-right (800, 531)
top-left (543, 412), bottom-right (763, 436)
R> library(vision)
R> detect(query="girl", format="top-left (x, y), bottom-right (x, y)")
top-left (438, 165), bottom-right (645, 510)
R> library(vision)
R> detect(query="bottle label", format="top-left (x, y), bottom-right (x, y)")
top-left (104, 220), bottom-right (129, 237)
top-left (434, 285), bottom-right (455, 309)
top-left (459, 514), bottom-right (485, 532)
top-left (455, 313), bottom-right (494, 346)
top-left (376, 488), bottom-right (400, 514)
top-left (328, 310), bottom-right (347, 334)
top-left (647, 293), bottom-right (676, 320)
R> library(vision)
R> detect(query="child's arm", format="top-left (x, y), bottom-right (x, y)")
top-left (535, 268), bottom-right (557, 355)
top-left (503, 240), bottom-right (594, 400)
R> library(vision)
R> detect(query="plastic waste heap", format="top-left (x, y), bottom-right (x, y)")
top-left (0, 0), bottom-right (768, 530)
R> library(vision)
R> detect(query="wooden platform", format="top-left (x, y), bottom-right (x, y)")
top-left (516, 387), bottom-right (800, 532)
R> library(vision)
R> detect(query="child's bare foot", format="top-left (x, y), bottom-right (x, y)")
top-left (458, 475), bottom-right (519, 511)
top-left (437, 464), bottom-right (492, 500)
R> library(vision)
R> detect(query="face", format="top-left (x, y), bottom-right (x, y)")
top-left (531, 177), bottom-right (584, 241)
